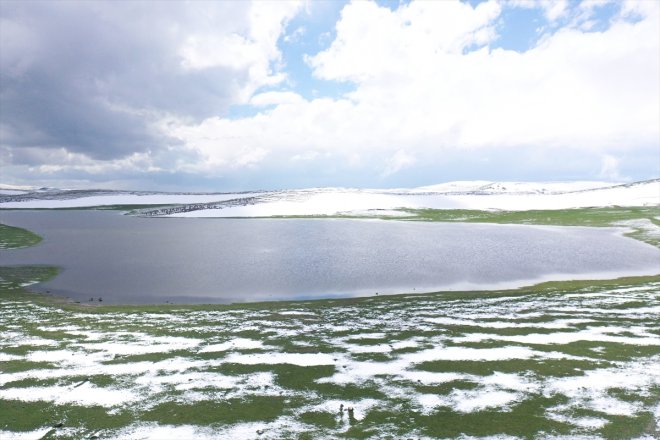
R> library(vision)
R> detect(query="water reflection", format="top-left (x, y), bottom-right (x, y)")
top-left (1, 210), bottom-right (658, 304)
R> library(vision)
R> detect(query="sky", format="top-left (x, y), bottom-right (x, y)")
top-left (0, 0), bottom-right (658, 191)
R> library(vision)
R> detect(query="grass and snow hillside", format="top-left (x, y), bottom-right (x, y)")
top-left (1, 179), bottom-right (658, 216)
top-left (1, 267), bottom-right (659, 439)
top-left (1, 184), bottom-right (659, 439)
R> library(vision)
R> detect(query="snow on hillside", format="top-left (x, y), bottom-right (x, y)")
top-left (0, 180), bottom-right (658, 216)
top-left (413, 181), bottom-right (617, 194)
top-left (0, 193), bottom-right (261, 209)
top-left (0, 184), bottom-right (37, 191)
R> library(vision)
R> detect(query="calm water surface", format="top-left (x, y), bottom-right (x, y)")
top-left (1, 210), bottom-right (659, 304)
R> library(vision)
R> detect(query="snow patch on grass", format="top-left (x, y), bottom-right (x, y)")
top-left (223, 352), bottom-right (337, 366)
top-left (72, 335), bottom-right (202, 356)
top-left (1, 279), bottom-right (658, 437)
top-left (0, 382), bottom-right (138, 407)
top-left (455, 327), bottom-right (660, 346)
top-left (198, 338), bottom-right (264, 353)
top-left (0, 428), bottom-right (54, 440)
top-left (452, 389), bottom-right (521, 413)
top-left (402, 346), bottom-right (538, 362)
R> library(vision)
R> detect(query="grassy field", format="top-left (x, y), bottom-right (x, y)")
top-left (282, 206), bottom-right (660, 248)
top-left (403, 207), bottom-right (660, 248)
top-left (1, 212), bottom-right (659, 439)
top-left (0, 223), bottom-right (42, 250)
top-left (1, 267), bottom-right (659, 439)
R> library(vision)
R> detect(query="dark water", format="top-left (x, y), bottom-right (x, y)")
top-left (1, 210), bottom-right (658, 304)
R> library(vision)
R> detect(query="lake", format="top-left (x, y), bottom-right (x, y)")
top-left (1, 210), bottom-right (659, 304)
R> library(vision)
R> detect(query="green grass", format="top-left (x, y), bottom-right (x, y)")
top-left (142, 396), bottom-right (289, 425)
top-left (0, 223), bottom-right (42, 249)
top-left (411, 396), bottom-right (573, 439)
top-left (1, 273), bottom-right (658, 438)
top-left (0, 266), bottom-right (60, 294)
top-left (403, 206), bottom-right (659, 226)
top-left (276, 206), bottom-right (660, 247)
top-left (0, 400), bottom-right (134, 433)
top-left (405, 206), bottom-right (660, 248)
top-left (418, 358), bottom-right (611, 378)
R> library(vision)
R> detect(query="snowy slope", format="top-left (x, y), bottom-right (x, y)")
top-left (413, 181), bottom-right (616, 194)
top-left (0, 189), bottom-right (263, 209)
top-left (0, 180), bottom-right (658, 216)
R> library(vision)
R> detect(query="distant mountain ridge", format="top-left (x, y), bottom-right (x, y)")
top-left (1, 179), bottom-right (658, 216)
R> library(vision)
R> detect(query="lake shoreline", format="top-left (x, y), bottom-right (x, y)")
top-left (8, 268), bottom-right (660, 312)
top-left (3, 210), bottom-right (658, 304)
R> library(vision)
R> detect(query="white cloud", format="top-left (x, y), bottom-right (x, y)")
top-left (382, 149), bottom-right (416, 177)
top-left (177, 1), bottom-right (303, 101)
top-left (4, 0), bottom-right (657, 187)
top-left (508, 0), bottom-right (569, 22)
top-left (250, 91), bottom-right (305, 107)
top-left (543, 0), bottom-right (569, 21)
top-left (165, 0), bottom-right (658, 179)
top-left (308, 1), bottom-right (501, 82)
top-left (599, 154), bottom-right (625, 181)
top-left (283, 25), bottom-right (306, 43)
top-left (0, 0), bottom-right (304, 166)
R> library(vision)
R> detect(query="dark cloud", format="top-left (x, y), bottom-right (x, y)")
top-left (0, 0), bottom-right (254, 161)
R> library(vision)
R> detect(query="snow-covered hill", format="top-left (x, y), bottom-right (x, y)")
top-left (412, 180), bottom-right (616, 194)
top-left (0, 179), bottom-right (658, 216)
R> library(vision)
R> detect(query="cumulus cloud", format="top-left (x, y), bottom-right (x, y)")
top-left (250, 91), bottom-right (306, 107)
top-left (508, 0), bottom-right (569, 22)
top-left (0, 0), bottom-right (301, 162)
top-left (166, 0), bottom-right (658, 180)
top-left (382, 149), bottom-right (416, 177)
top-left (1, 0), bottom-right (658, 189)
top-left (599, 154), bottom-right (625, 181)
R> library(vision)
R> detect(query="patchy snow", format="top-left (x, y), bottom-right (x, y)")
top-left (71, 335), bottom-right (203, 356)
top-left (1, 280), bottom-right (658, 438)
top-left (452, 389), bottom-right (521, 413)
top-left (416, 393), bottom-right (447, 413)
top-left (390, 339), bottom-right (421, 350)
top-left (412, 180), bottom-right (617, 194)
top-left (3, 331), bottom-right (60, 347)
top-left (172, 191), bottom-right (413, 217)
top-left (134, 371), bottom-right (275, 394)
top-left (401, 345), bottom-right (539, 362)
top-left (111, 418), bottom-right (307, 440)
top-left (223, 352), bottom-right (337, 366)
top-left (548, 414), bottom-right (609, 430)
top-left (345, 343), bottom-right (392, 353)
top-left (415, 388), bottom-right (522, 414)
top-left (111, 424), bottom-right (220, 440)
top-left (0, 193), bottom-right (259, 209)
top-left (198, 338), bottom-right (264, 353)
top-left (543, 357), bottom-right (660, 417)
top-left (277, 310), bottom-right (313, 316)
top-left (455, 327), bottom-right (660, 346)
top-left (426, 316), bottom-right (594, 329)
top-left (167, 181), bottom-right (659, 217)
top-left (317, 359), bottom-right (410, 385)
top-left (0, 353), bottom-right (22, 361)
top-left (0, 382), bottom-right (138, 407)
top-left (344, 332), bottom-right (387, 340)
top-left (0, 428), bottom-right (54, 440)
top-left (2, 180), bottom-right (657, 215)
top-left (614, 218), bottom-right (660, 240)
top-left (480, 372), bottom-right (540, 393)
